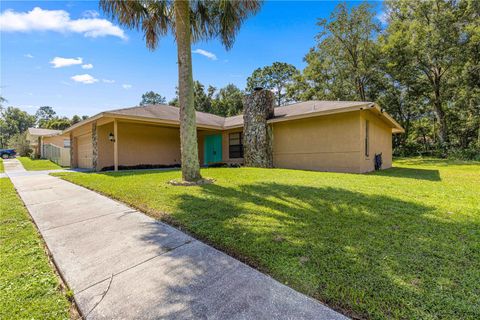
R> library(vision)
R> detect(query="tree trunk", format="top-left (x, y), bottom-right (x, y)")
top-left (431, 71), bottom-right (448, 151)
top-left (174, 0), bottom-right (201, 182)
top-left (433, 91), bottom-right (448, 150)
top-left (433, 101), bottom-right (448, 147)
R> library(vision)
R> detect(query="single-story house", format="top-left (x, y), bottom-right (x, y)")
top-left (63, 101), bottom-right (403, 173)
top-left (26, 127), bottom-right (70, 158)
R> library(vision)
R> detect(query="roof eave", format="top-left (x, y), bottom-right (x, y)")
top-left (62, 113), bottom-right (105, 134)
top-left (222, 124), bottom-right (244, 130)
top-left (267, 104), bottom-right (372, 125)
top-left (370, 103), bottom-right (405, 134)
top-left (102, 112), bottom-right (224, 131)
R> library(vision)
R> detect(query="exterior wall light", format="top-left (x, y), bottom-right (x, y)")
top-left (109, 133), bottom-right (115, 142)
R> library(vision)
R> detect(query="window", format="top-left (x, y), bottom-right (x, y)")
top-left (229, 132), bottom-right (243, 159)
top-left (365, 120), bottom-right (369, 157)
top-left (64, 139), bottom-right (71, 148)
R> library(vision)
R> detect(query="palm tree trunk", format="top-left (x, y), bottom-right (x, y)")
top-left (174, 0), bottom-right (202, 182)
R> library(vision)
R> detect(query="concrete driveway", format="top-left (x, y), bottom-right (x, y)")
top-left (6, 160), bottom-right (347, 319)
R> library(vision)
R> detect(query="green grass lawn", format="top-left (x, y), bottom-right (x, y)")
top-left (18, 156), bottom-right (63, 171)
top-left (0, 159), bottom-right (3, 173)
top-left (52, 158), bottom-right (480, 319)
top-left (0, 178), bottom-right (70, 319)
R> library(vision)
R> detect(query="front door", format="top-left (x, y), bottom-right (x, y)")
top-left (204, 134), bottom-right (222, 165)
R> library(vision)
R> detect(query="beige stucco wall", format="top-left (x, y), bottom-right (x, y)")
top-left (97, 122), bottom-right (114, 170)
top-left (114, 121), bottom-right (181, 168)
top-left (70, 111), bottom-right (394, 172)
top-left (73, 119), bottom-right (218, 170)
top-left (221, 128), bottom-right (244, 164)
top-left (271, 112), bottom-right (363, 173)
top-left (358, 111), bottom-right (393, 172)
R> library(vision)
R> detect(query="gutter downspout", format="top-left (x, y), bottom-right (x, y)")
top-left (39, 136), bottom-right (43, 158)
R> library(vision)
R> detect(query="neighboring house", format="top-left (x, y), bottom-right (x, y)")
top-left (26, 127), bottom-right (71, 166)
top-left (63, 101), bottom-right (403, 173)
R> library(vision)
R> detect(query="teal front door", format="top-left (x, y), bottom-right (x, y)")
top-left (204, 134), bottom-right (222, 165)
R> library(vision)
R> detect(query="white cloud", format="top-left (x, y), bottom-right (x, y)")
top-left (82, 10), bottom-right (99, 19)
top-left (192, 49), bottom-right (217, 60)
top-left (24, 53), bottom-right (34, 58)
top-left (102, 79), bottom-right (115, 83)
top-left (122, 84), bottom-right (132, 89)
top-left (71, 74), bottom-right (98, 84)
top-left (0, 7), bottom-right (126, 39)
top-left (50, 57), bottom-right (83, 68)
top-left (81, 63), bottom-right (93, 69)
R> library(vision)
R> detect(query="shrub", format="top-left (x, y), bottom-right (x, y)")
top-left (7, 133), bottom-right (32, 156)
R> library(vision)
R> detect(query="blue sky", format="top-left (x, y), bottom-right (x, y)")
top-left (1, 1), bottom-right (384, 118)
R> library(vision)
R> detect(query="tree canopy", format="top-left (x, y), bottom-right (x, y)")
top-left (212, 84), bottom-right (244, 116)
top-left (289, 3), bottom-right (380, 102)
top-left (288, 0), bottom-right (479, 158)
top-left (169, 81), bottom-right (244, 117)
top-left (139, 91), bottom-right (167, 106)
top-left (35, 106), bottom-right (56, 128)
top-left (0, 106), bottom-right (36, 148)
top-left (246, 62), bottom-right (299, 106)
top-left (0, 102), bottom-right (89, 149)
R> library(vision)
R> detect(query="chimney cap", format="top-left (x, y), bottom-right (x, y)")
top-left (253, 86), bottom-right (264, 92)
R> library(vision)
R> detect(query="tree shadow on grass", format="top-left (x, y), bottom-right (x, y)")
top-left (165, 182), bottom-right (479, 319)
top-left (97, 168), bottom-right (180, 177)
top-left (369, 167), bottom-right (441, 181)
top-left (395, 158), bottom-right (480, 167)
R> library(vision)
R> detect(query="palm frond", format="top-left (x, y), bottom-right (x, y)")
top-left (99, 0), bottom-right (262, 50)
top-left (210, 0), bottom-right (263, 50)
top-left (99, 0), bottom-right (171, 50)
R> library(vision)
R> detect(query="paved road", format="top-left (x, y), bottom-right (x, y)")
top-left (4, 159), bottom-right (347, 320)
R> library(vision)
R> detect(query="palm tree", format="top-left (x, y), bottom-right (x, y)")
top-left (100, 0), bottom-right (262, 182)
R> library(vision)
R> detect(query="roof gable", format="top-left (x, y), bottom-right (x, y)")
top-left (27, 127), bottom-right (62, 137)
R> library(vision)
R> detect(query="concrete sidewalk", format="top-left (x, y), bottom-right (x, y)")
top-left (6, 161), bottom-right (347, 319)
top-left (2, 157), bottom-right (26, 174)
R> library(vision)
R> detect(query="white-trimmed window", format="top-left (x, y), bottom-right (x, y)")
top-left (64, 139), bottom-right (71, 148)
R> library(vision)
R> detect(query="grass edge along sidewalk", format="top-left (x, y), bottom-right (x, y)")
top-left (0, 177), bottom-right (75, 319)
top-left (18, 156), bottom-right (63, 171)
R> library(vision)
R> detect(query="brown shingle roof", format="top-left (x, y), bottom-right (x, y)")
top-left (27, 127), bottom-right (62, 136)
top-left (65, 100), bottom-right (403, 133)
top-left (107, 104), bottom-right (225, 128)
top-left (273, 100), bottom-right (369, 118)
top-left (223, 101), bottom-right (374, 128)
top-left (106, 101), bottom-right (373, 128)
